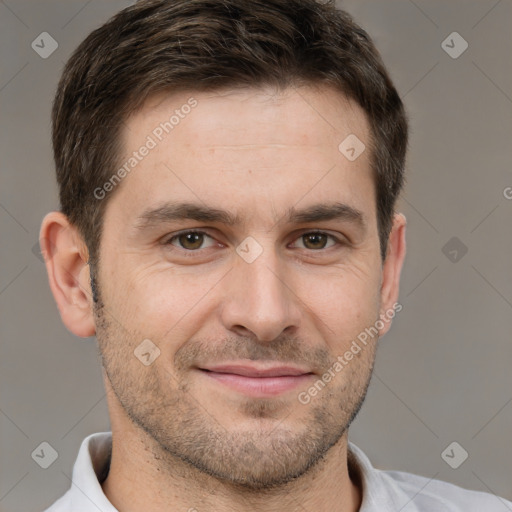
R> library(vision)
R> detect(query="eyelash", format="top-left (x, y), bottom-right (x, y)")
top-left (163, 229), bottom-right (345, 254)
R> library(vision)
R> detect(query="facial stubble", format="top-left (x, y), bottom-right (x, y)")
top-left (91, 268), bottom-right (377, 491)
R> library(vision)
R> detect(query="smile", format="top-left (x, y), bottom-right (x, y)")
top-left (198, 364), bottom-right (315, 397)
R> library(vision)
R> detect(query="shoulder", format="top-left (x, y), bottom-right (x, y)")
top-left (348, 442), bottom-right (511, 511)
top-left (382, 468), bottom-right (512, 511)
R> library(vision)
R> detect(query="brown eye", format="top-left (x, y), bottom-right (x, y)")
top-left (294, 232), bottom-right (339, 250)
top-left (302, 233), bottom-right (328, 249)
top-left (167, 231), bottom-right (214, 250)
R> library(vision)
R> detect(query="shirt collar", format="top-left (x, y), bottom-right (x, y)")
top-left (347, 441), bottom-right (421, 511)
top-left (69, 431), bottom-right (117, 511)
top-left (65, 432), bottom-right (420, 512)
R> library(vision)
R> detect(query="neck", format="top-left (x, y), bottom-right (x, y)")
top-left (101, 420), bottom-right (362, 512)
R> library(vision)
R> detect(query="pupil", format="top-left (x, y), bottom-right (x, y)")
top-left (305, 233), bottom-right (325, 249)
top-left (182, 233), bottom-right (202, 249)
top-left (178, 233), bottom-right (327, 250)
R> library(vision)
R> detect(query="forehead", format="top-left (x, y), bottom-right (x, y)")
top-left (132, 85), bottom-right (368, 149)
top-left (110, 85), bottom-right (374, 227)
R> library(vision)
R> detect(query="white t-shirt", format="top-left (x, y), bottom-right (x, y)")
top-left (44, 432), bottom-right (511, 511)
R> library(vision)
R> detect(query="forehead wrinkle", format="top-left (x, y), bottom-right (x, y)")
top-left (199, 143), bottom-right (310, 150)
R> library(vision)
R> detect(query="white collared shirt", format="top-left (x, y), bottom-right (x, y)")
top-left (44, 432), bottom-right (512, 511)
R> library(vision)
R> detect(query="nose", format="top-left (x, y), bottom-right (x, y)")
top-left (219, 245), bottom-right (302, 343)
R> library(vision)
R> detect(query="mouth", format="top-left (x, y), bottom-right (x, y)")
top-left (197, 363), bottom-right (315, 397)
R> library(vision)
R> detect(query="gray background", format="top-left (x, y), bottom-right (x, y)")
top-left (1, 0), bottom-right (511, 510)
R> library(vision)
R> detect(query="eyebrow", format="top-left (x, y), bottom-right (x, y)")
top-left (134, 201), bottom-right (366, 232)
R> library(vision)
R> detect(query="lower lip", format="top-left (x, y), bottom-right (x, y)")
top-left (200, 370), bottom-right (314, 397)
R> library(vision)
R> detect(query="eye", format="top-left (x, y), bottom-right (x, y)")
top-left (164, 229), bottom-right (343, 254)
top-left (166, 231), bottom-right (217, 251)
top-left (291, 231), bottom-right (341, 250)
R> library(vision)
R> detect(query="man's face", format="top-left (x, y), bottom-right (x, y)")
top-left (94, 86), bottom-right (390, 488)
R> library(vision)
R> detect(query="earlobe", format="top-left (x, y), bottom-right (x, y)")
top-left (39, 212), bottom-right (96, 338)
top-left (378, 212), bottom-right (406, 337)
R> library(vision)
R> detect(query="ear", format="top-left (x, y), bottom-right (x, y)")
top-left (39, 212), bottom-right (96, 338)
top-left (378, 212), bottom-right (406, 337)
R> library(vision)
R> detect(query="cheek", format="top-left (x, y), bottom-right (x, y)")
top-left (115, 263), bottom-right (224, 338)
top-left (299, 266), bottom-right (381, 343)
top-left (104, 245), bottom-right (382, 350)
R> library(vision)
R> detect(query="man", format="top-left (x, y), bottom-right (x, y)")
top-left (40, 0), bottom-right (511, 510)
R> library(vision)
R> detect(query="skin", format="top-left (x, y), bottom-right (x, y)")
top-left (41, 85), bottom-right (406, 512)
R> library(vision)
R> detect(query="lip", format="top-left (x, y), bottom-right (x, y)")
top-left (197, 363), bottom-right (315, 397)
top-left (202, 364), bottom-right (312, 377)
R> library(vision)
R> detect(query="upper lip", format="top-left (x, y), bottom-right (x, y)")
top-left (199, 363), bottom-right (313, 378)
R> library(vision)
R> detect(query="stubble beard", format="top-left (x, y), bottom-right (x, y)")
top-left (91, 271), bottom-right (376, 491)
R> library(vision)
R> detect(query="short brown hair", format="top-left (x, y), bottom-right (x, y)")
top-left (52, 0), bottom-right (407, 270)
